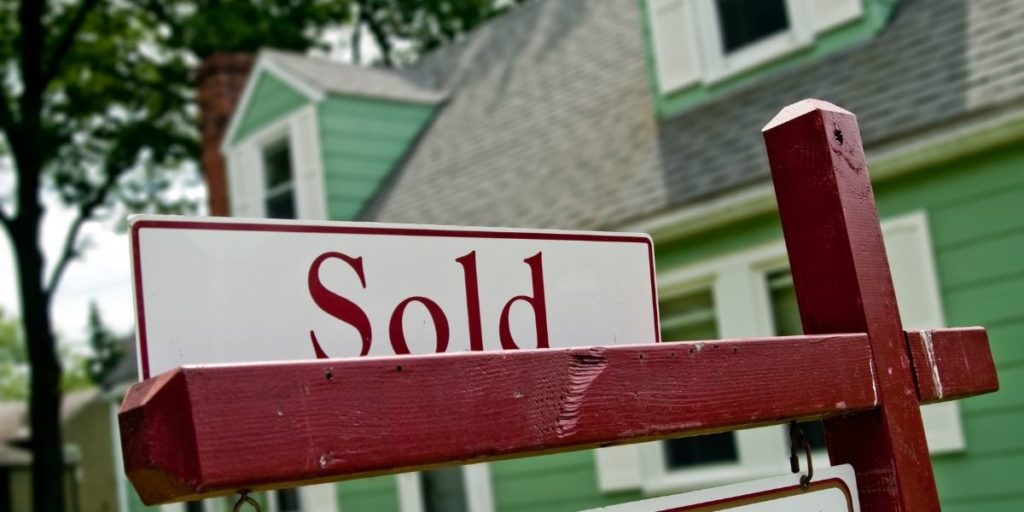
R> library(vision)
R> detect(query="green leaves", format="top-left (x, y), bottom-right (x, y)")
top-left (141, 0), bottom-right (352, 58)
top-left (355, 0), bottom-right (526, 66)
top-left (0, 308), bottom-right (95, 399)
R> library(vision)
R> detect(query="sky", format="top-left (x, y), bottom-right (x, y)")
top-left (0, 27), bottom-right (380, 349)
top-left (0, 171), bottom-right (207, 346)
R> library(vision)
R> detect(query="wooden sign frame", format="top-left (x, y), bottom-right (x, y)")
top-left (118, 100), bottom-right (1000, 511)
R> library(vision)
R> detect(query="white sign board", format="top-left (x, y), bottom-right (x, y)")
top-left (582, 465), bottom-right (859, 512)
top-left (130, 215), bottom-right (659, 379)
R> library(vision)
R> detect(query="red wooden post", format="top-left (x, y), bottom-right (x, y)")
top-left (763, 99), bottom-right (939, 510)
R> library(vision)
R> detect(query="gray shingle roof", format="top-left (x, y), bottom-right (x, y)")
top-left (261, 49), bottom-right (446, 104)
top-left (355, 0), bottom-right (1024, 230)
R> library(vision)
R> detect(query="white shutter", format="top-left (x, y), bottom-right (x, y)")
top-left (810, 0), bottom-right (863, 33)
top-left (299, 483), bottom-right (339, 512)
top-left (594, 445), bottom-right (643, 492)
top-left (463, 464), bottom-right (496, 512)
top-left (227, 144), bottom-right (263, 218)
top-left (648, 0), bottom-right (702, 93)
top-left (882, 212), bottom-right (966, 454)
top-left (396, 473), bottom-right (424, 512)
top-left (290, 106), bottom-right (328, 220)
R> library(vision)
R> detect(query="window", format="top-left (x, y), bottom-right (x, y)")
top-left (595, 211), bottom-right (965, 494)
top-left (766, 270), bottom-right (826, 452)
top-left (421, 467), bottom-right (469, 512)
top-left (646, 0), bottom-right (864, 92)
top-left (263, 140), bottom-right (296, 219)
top-left (397, 464), bottom-right (494, 512)
top-left (659, 291), bottom-right (740, 471)
top-left (715, 0), bottom-right (790, 53)
top-left (275, 488), bottom-right (301, 512)
top-left (226, 106), bottom-right (328, 219)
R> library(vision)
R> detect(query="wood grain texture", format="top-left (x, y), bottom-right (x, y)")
top-left (120, 335), bottom-right (877, 504)
top-left (763, 99), bottom-right (941, 511)
top-left (907, 327), bottom-right (999, 403)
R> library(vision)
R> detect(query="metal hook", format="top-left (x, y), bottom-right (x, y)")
top-left (233, 490), bottom-right (262, 512)
top-left (788, 421), bottom-right (814, 491)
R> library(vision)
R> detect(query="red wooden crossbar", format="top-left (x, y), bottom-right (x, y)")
top-left (119, 100), bottom-right (1002, 510)
top-left (122, 335), bottom-right (877, 503)
top-left (906, 327), bottom-right (998, 403)
top-left (119, 327), bottom-right (995, 504)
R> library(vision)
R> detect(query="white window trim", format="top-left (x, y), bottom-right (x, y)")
top-left (226, 104), bottom-right (327, 220)
top-left (595, 211), bottom-right (964, 495)
top-left (692, 0), bottom-right (813, 85)
top-left (111, 402), bottom-right (131, 512)
top-left (397, 464), bottom-right (495, 512)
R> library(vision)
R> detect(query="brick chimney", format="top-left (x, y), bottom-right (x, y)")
top-left (196, 53), bottom-right (255, 217)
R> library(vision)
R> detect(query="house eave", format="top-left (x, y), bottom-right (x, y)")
top-left (621, 103), bottom-right (1024, 242)
top-left (220, 54), bottom-right (325, 154)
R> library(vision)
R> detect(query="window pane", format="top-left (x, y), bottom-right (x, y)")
top-left (715, 0), bottom-right (789, 53)
top-left (276, 488), bottom-right (301, 512)
top-left (665, 432), bottom-right (739, 468)
top-left (768, 270), bottom-right (827, 450)
top-left (660, 289), bottom-right (718, 341)
top-left (660, 290), bottom-right (739, 469)
top-left (185, 502), bottom-right (203, 512)
top-left (264, 142), bottom-right (292, 189)
top-left (266, 189), bottom-right (296, 219)
top-left (263, 140), bottom-right (295, 219)
top-left (421, 468), bottom-right (468, 512)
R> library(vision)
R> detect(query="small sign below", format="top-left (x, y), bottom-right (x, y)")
top-left (130, 215), bottom-right (659, 379)
top-left (581, 465), bottom-right (859, 512)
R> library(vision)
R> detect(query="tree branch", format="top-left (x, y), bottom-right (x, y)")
top-left (0, 91), bottom-right (15, 136)
top-left (0, 207), bottom-right (11, 234)
top-left (136, 0), bottom-right (181, 42)
top-left (0, 100), bottom-right (16, 232)
top-left (357, 0), bottom-right (393, 67)
top-left (45, 172), bottom-right (117, 296)
top-left (42, 0), bottom-right (101, 86)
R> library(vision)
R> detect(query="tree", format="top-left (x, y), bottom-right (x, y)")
top-left (0, 2), bottom-right (347, 510)
top-left (351, 0), bottom-right (527, 66)
top-left (1, 1), bottom-right (525, 509)
top-left (85, 301), bottom-right (121, 385)
top-left (0, 308), bottom-right (92, 400)
top-left (0, 307), bottom-right (28, 400)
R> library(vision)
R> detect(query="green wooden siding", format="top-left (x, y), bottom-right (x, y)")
top-left (651, 142), bottom-right (1024, 511)
top-left (231, 72), bottom-right (309, 144)
top-left (318, 96), bottom-right (434, 221)
top-left (491, 451), bottom-right (643, 511)
top-left (337, 476), bottom-right (401, 510)
top-left (312, 142), bottom-right (1024, 512)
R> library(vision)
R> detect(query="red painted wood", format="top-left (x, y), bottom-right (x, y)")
top-left (120, 335), bottom-right (878, 504)
top-left (906, 327), bottom-right (999, 403)
top-left (763, 100), bottom-right (940, 511)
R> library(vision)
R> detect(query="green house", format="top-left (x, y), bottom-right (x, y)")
top-left (132, 0), bottom-right (1024, 511)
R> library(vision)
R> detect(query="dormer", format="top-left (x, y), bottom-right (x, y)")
top-left (221, 50), bottom-right (444, 221)
top-left (645, 0), bottom-right (898, 115)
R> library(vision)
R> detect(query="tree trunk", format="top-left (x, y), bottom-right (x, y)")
top-left (21, 251), bottom-right (65, 512)
top-left (9, 159), bottom-right (66, 512)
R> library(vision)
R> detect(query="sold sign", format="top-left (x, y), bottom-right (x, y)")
top-left (130, 216), bottom-right (660, 379)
